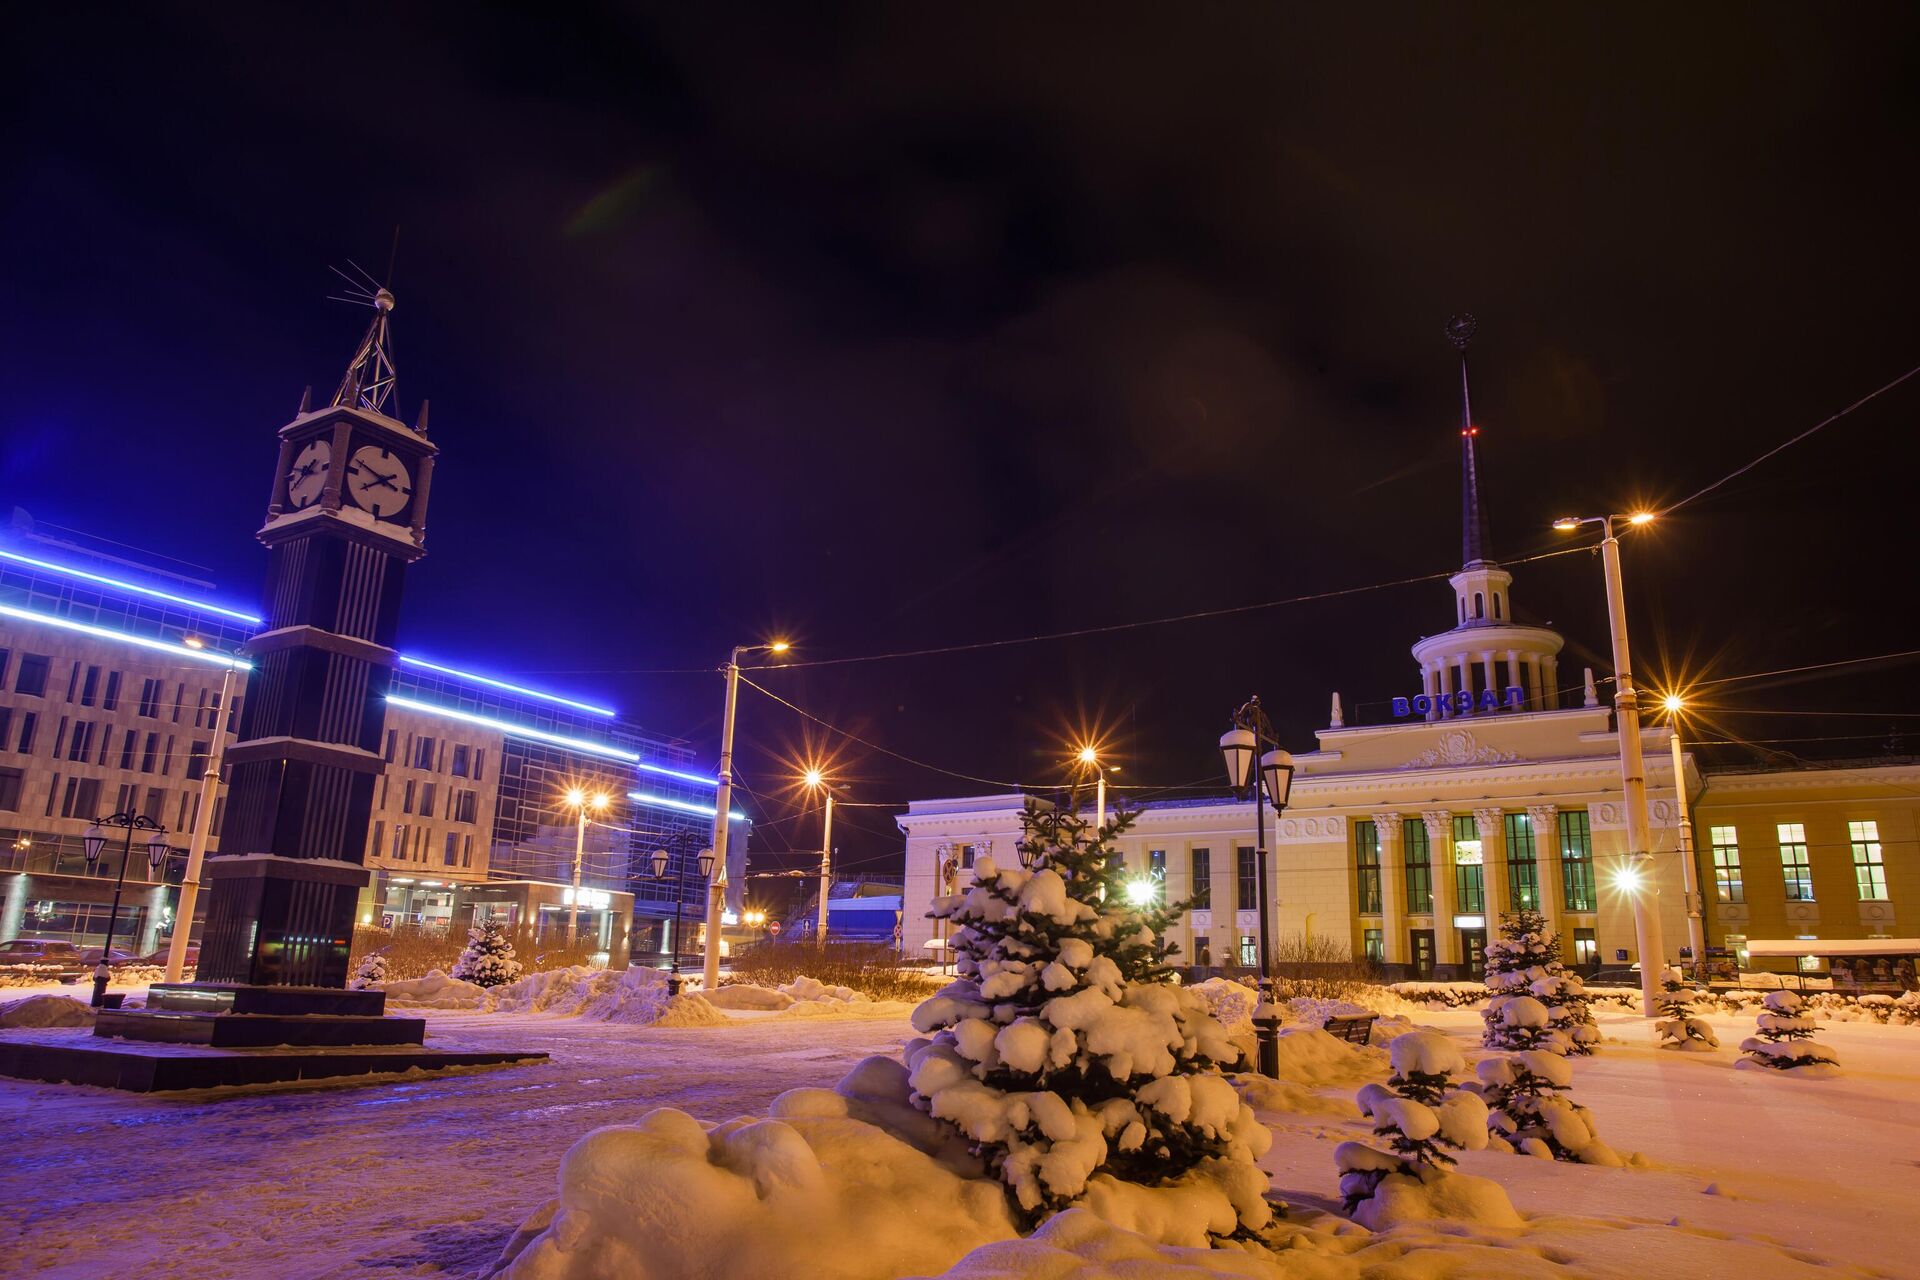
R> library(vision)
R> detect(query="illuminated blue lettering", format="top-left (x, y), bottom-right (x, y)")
top-left (1392, 696), bottom-right (1411, 717)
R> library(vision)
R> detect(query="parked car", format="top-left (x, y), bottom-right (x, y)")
top-left (140, 943), bottom-right (197, 968)
top-left (79, 946), bottom-right (143, 967)
top-left (0, 939), bottom-right (88, 983)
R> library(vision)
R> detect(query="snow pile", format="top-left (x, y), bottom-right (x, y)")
top-left (930, 1207), bottom-right (1285, 1279)
top-left (1188, 977), bottom-right (1259, 1032)
top-left (494, 965), bottom-right (728, 1027)
top-left (1482, 910), bottom-right (1597, 1056)
top-left (1473, 1050), bottom-right (1624, 1166)
top-left (1653, 967), bottom-right (1720, 1051)
top-left (781, 975), bottom-right (870, 1004)
top-left (1737, 990), bottom-right (1840, 1076)
top-left (706, 983), bottom-right (797, 1011)
top-left (0, 993), bottom-right (96, 1028)
top-left (911, 804), bottom-right (1270, 1238)
top-left (381, 969), bottom-right (494, 1010)
top-left (451, 921), bottom-right (524, 988)
top-left (348, 951), bottom-right (388, 991)
top-left (1335, 1030), bottom-right (1518, 1231)
top-left (480, 1099), bottom-right (1018, 1279)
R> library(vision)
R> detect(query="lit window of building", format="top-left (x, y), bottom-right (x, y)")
top-left (1709, 825), bottom-right (1743, 903)
top-left (1850, 820), bottom-right (1887, 901)
top-left (1778, 822), bottom-right (1814, 901)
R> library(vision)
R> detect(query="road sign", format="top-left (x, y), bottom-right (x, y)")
top-left (767, 920), bottom-right (782, 936)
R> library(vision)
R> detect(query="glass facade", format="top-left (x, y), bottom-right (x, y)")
top-left (1709, 825), bottom-right (1744, 903)
top-left (1452, 813), bottom-right (1484, 914)
top-left (1404, 820), bottom-right (1432, 914)
top-left (1354, 819), bottom-right (1381, 915)
top-left (1560, 809), bottom-right (1595, 912)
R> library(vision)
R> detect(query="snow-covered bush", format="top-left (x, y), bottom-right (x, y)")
top-left (1737, 990), bottom-right (1839, 1076)
top-left (1653, 966), bottom-right (1719, 1051)
top-left (348, 950), bottom-right (389, 991)
top-left (1482, 911), bottom-right (1597, 1055)
top-left (910, 804), bottom-right (1271, 1239)
top-left (1474, 1050), bottom-right (1622, 1165)
top-left (451, 921), bottom-right (524, 989)
top-left (1336, 1031), bottom-right (1514, 1229)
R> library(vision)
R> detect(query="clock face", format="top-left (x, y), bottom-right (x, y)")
top-left (286, 440), bottom-right (331, 509)
top-left (345, 445), bottom-right (413, 519)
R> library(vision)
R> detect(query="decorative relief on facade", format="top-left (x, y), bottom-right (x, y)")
top-left (1399, 729), bottom-right (1518, 770)
top-left (1594, 802), bottom-right (1621, 827)
top-left (1371, 812), bottom-right (1404, 837)
top-left (1525, 804), bottom-right (1558, 834)
top-left (1277, 815), bottom-right (1345, 843)
top-left (1420, 810), bottom-right (1453, 839)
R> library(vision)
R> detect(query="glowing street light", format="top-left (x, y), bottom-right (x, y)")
top-left (1658, 689), bottom-right (1708, 981)
top-left (1123, 878), bottom-right (1157, 907)
top-left (802, 766), bottom-right (837, 942)
top-left (705, 639), bottom-right (793, 991)
top-left (1552, 512), bottom-right (1666, 1015)
top-left (1613, 862), bottom-right (1645, 894)
top-left (561, 788), bottom-right (612, 945)
top-left (1072, 744), bottom-right (1107, 829)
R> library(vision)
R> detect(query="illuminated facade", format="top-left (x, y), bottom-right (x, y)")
top-left (0, 516), bottom-right (741, 959)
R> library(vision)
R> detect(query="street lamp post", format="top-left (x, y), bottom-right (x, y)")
top-left (562, 788), bottom-right (611, 945)
top-left (1218, 696), bottom-right (1296, 1078)
top-left (1554, 512), bottom-right (1667, 1015)
top-left (803, 768), bottom-right (836, 943)
top-left (83, 814), bottom-right (171, 1008)
top-left (706, 640), bottom-right (789, 991)
top-left (1663, 695), bottom-right (1708, 983)
top-left (1075, 746), bottom-right (1107, 830)
top-left (168, 639), bottom-right (241, 984)
top-left (649, 840), bottom-right (715, 995)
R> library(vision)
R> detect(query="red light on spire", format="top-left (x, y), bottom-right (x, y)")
top-left (1462, 426), bottom-right (1479, 437)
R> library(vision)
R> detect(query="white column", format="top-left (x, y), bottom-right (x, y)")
top-left (1456, 654), bottom-right (1474, 704)
top-left (1439, 660), bottom-right (1455, 716)
top-left (1504, 651), bottom-right (1522, 706)
top-left (1423, 811), bottom-right (1459, 965)
top-left (1475, 807), bottom-right (1508, 923)
top-left (1528, 804), bottom-right (1562, 926)
top-left (1542, 656), bottom-right (1560, 709)
top-left (1423, 663), bottom-right (1441, 721)
top-left (1525, 656), bottom-right (1545, 710)
top-left (1480, 652), bottom-right (1497, 704)
top-left (1375, 814), bottom-right (1407, 966)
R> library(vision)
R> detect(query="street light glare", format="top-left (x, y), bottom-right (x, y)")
top-left (1613, 863), bottom-right (1644, 893)
top-left (564, 787), bottom-right (586, 807)
top-left (1663, 694), bottom-right (1685, 714)
top-left (802, 768), bottom-right (825, 789)
top-left (1123, 878), bottom-right (1156, 906)
top-left (1628, 511), bottom-right (1656, 526)
top-left (768, 640), bottom-right (791, 653)
top-left (182, 635), bottom-right (206, 649)
top-left (591, 792), bottom-right (611, 811)
top-left (1552, 517), bottom-right (1580, 532)
top-left (1077, 745), bottom-right (1098, 766)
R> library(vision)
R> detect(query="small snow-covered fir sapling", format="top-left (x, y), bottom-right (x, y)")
top-left (1653, 966), bottom-right (1720, 1052)
top-left (451, 921), bottom-right (524, 989)
top-left (1737, 989), bottom-right (1839, 1076)
top-left (347, 950), bottom-right (389, 990)
top-left (1336, 1030), bottom-right (1488, 1212)
top-left (908, 802), bottom-right (1273, 1240)
top-left (1481, 910), bottom-right (1598, 1056)
top-left (1473, 1050), bottom-right (1623, 1166)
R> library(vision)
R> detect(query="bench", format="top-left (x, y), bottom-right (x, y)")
top-left (1322, 1013), bottom-right (1379, 1045)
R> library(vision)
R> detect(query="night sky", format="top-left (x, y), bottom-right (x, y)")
top-left (5, 7), bottom-right (1919, 891)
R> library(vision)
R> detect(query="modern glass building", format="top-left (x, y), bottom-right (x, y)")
top-left (0, 513), bottom-right (738, 962)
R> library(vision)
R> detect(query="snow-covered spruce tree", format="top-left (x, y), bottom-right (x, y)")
top-left (1653, 966), bottom-right (1720, 1052)
top-left (1481, 910), bottom-right (1597, 1055)
top-left (451, 921), bottom-right (524, 989)
top-left (1336, 1031), bottom-right (1490, 1221)
top-left (1474, 1050), bottom-right (1623, 1165)
top-left (1737, 989), bottom-right (1839, 1076)
top-left (347, 950), bottom-right (389, 990)
top-left (909, 802), bottom-right (1272, 1239)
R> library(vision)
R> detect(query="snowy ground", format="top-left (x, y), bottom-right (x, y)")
top-left (2, 999), bottom-right (1914, 1279)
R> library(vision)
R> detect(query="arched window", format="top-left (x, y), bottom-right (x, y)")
top-left (1459, 597), bottom-right (1466, 622)
top-left (1474, 591), bottom-right (1485, 620)
top-left (1493, 593), bottom-right (1503, 620)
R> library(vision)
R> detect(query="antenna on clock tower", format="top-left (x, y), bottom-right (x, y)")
top-left (327, 260), bottom-right (399, 417)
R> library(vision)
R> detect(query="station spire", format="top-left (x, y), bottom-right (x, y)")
top-left (328, 260), bottom-right (399, 417)
top-left (1447, 313), bottom-right (1492, 567)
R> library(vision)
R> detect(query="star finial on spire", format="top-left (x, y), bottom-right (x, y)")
top-left (1447, 313), bottom-right (1492, 567)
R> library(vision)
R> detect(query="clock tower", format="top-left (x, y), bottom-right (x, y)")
top-left (197, 289), bottom-right (439, 988)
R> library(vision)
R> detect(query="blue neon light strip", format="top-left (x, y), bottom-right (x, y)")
top-left (628, 789), bottom-right (747, 822)
top-left (0, 548), bottom-right (264, 625)
top-left (0, 602), bottom-right (252, 669)
top-left (637, 760), bottom-right (720, 787)
top-left (397, 655), bottom-right (617, 717)
top-left (385, 695), bottom-right (640, 762)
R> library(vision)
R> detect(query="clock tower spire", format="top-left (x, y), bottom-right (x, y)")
top-left (195, 290), bottom-right (439, 989)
